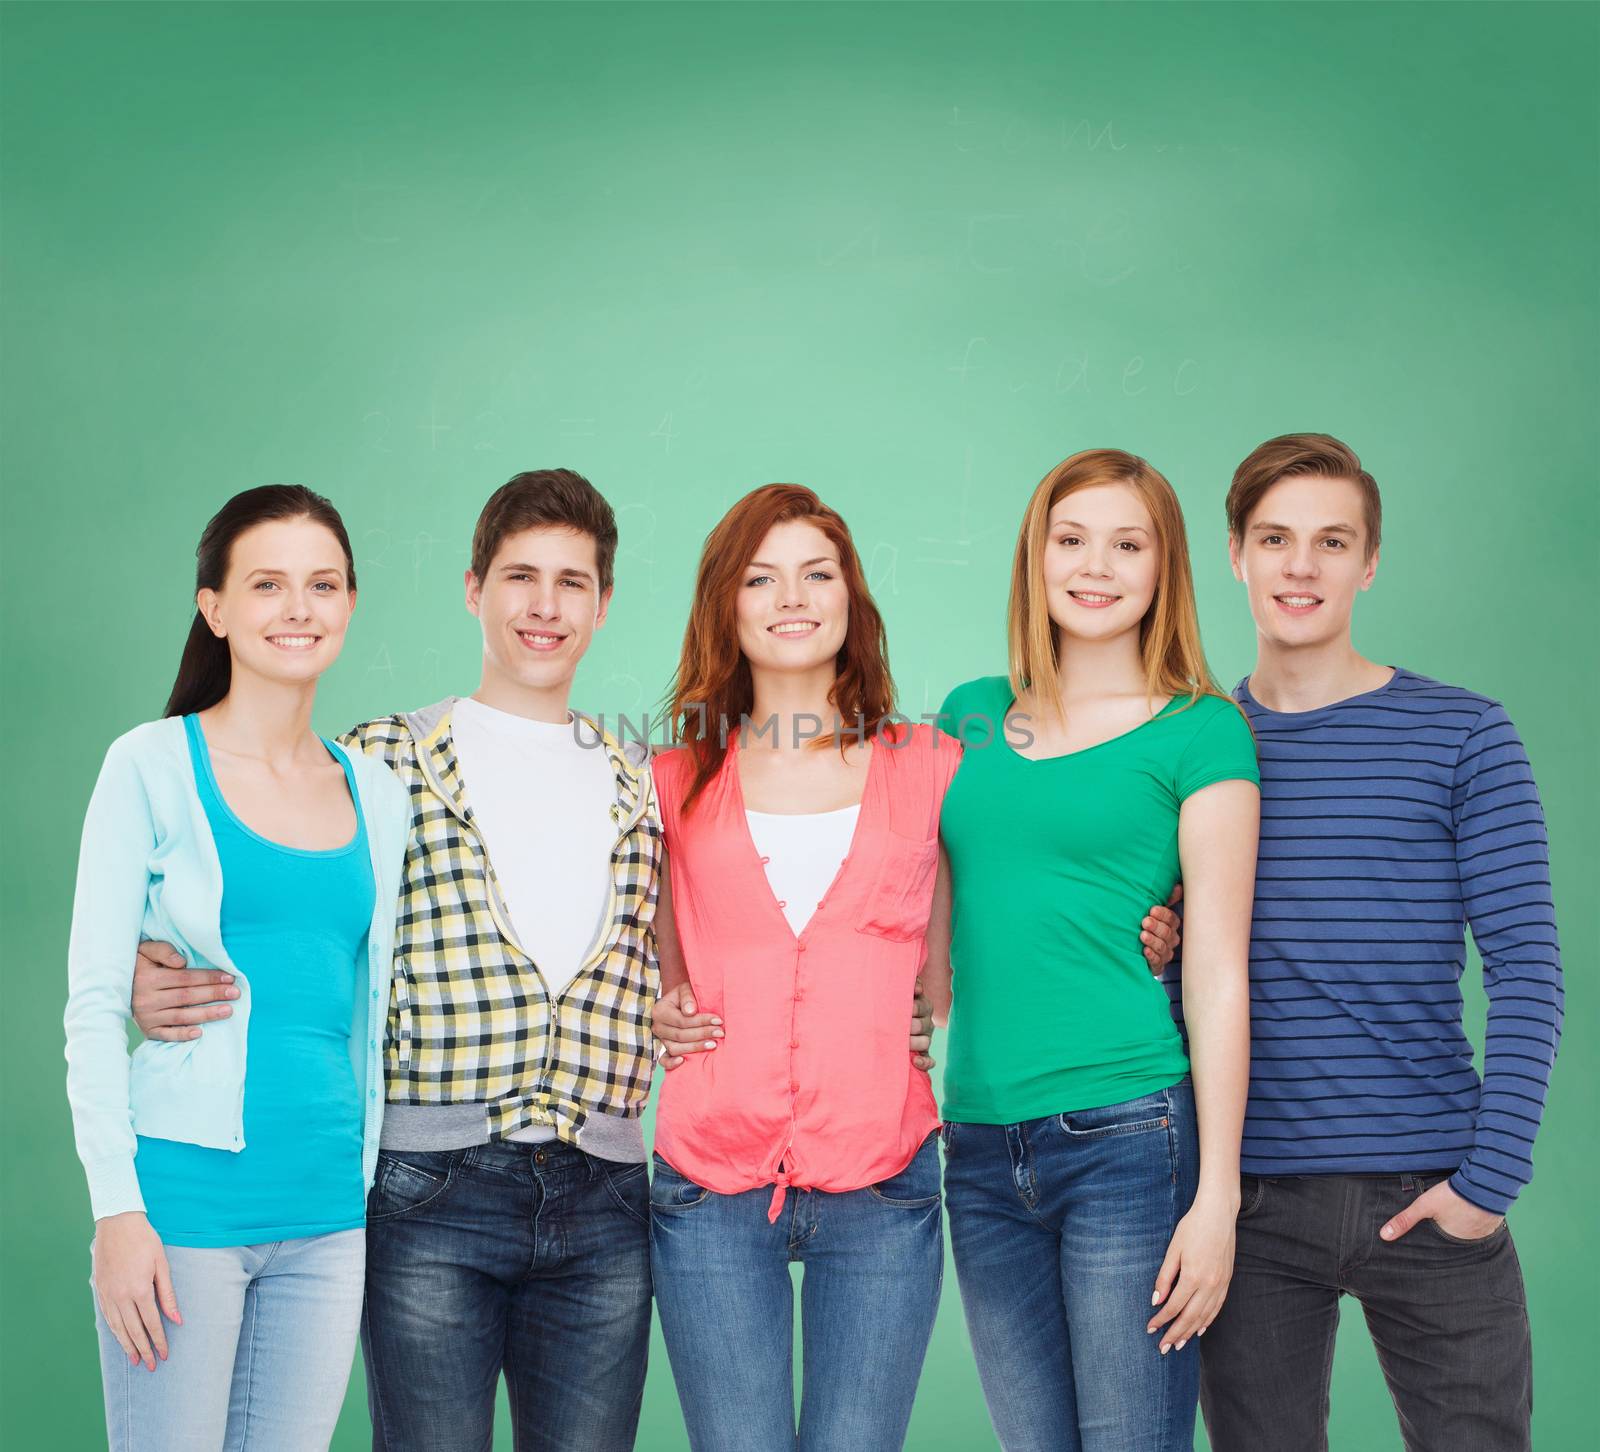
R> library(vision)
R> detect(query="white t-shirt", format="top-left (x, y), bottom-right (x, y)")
top-left (451, 696), bottom-right (617, 1001)
top-left (744, 805), bottom-right (861, 937)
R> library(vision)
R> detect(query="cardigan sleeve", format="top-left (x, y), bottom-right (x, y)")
top-left (63, 734), bottom-right (158, 1220)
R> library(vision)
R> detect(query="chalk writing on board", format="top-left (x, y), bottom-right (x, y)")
top-left (950, 338), bottom-right (987, 386)
top-left (867, 542), bottom-right (900, 598)
top-left (418, 410), bottom-right (452, 450)
top-left (366, 644), bottom-right (396, 684)
top-left (650, 413), bottom-right (676, 454)
top-left (1062, 119), bottom-right (1126, 153)
top-left (966, 214), bottom-right (1025, 274)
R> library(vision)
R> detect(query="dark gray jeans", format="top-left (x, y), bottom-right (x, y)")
top-left (1200, 1171), bottom-right (1532, 1452)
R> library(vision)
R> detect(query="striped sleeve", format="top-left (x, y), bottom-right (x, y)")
top-left (1448, 703), bottom-right (1563, 1214)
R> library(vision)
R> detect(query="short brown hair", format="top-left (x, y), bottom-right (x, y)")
top-left (470, 469), bottom-right (618, 590)
top-left (1227, 434), bottom-right (1381, 557)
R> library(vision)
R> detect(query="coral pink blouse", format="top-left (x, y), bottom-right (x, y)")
top-left (652, 724), bottom-right (961, 1220)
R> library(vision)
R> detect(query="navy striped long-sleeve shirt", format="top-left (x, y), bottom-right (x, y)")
top-left (1170, 668), bottom-right (1563, 1215)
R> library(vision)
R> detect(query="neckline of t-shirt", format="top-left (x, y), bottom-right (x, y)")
top-left (184, 713), bottom-right (363, 859)
top-left (744, 803), bottom-right (863, 821)
top-left (997, 687), bottom-right (1189, 766)
top-left (1236, 666), bottom-right (1407, 719)
top-left (453, 695), bottom-right (587, 747)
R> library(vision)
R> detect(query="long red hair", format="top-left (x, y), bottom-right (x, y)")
top-left (664, 484), bottom-right (896, 814)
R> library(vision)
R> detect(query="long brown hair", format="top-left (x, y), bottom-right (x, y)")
top-left (664, 484), bottom-right (895, 813)
top-left (1007, 449), bottom-right (1223, 722)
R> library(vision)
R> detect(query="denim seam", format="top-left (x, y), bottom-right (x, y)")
top-left (361, 1297), bottom-right (404, 1452)
top-left (1056, 1115), bottom-right (1171, 1141)
top-left (229, 1269), bottom-right (261, 1452)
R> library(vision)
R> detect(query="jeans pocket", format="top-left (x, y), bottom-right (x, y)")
top-left (1057, 1087), bottom-right (1172, 1140)
top-left (648, 1153), bottom-right (710, 1211)
top-left (1238, 1174), bottom-right (1268, 1220)
top-left (1419, 1216), bottom-right (1508, 1248)
top-left (600, 1161), bottom-right (650, 1228)
top-left (869, 1135), bottom-right (942, 1206)
top-left (367, 1150), bottom-right (457, 1222)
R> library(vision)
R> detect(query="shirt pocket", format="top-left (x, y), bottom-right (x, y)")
top-left (857, 829), bottom-right (939, 943)
top-left (389, 970), bottom-right (413, 1073)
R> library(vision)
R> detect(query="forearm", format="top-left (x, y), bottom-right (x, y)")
top-left (1182, 967), bottom-right (1249, 1202)
top-left (1173, 778), bottom-right (1259, 1206)
top-left (923, 847), bottom-right (955, 1027)
top-left (654, 852), bottom-right (690, 995)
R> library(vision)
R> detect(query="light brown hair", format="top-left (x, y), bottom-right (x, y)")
top-left (1226, 433), bottom-right (1381, 558)
top-left (1008, 448), bottom-right (1224, 721)
top-left (470, 469), bottom-right (618, 590)
top-left (665, 484), bottom-right (895, 814)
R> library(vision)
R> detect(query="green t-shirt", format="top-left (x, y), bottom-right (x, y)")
top-left (937, 675), bottom-right (1259, 1124)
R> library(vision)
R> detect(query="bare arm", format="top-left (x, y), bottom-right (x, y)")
top-left (1147, 777), bottom-right (1258, 1352)
top-left (922, 846), bottom-right (955, 1029)
top-left (654, 852), bottom-right (689, 996)
top-left (650, 852), bottom-right (722, 1069)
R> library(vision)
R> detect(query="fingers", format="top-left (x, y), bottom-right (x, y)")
top-left (1163, 1275), bottom-right (1227, 1350)
top-left (911, 1053), bottom-right (936, 1072)
top-left (136, 941), bottom-right (190, 970)
top-left (1166, 883), bottom-right (1183, 906)
top-left (100, 1299), bottom-right (138, 1366)
top-left (1149, 1243), bottom-right (1181, 1320)
top-left (162, 1001), bottom-right (239, 1025)
top-left (1379, 1205), bottom-right (1420, 1241)
top-left (119, 1294), bottom-right (157, 1371)
top-left (1148, 1276), bottom-right (1199, 1348)
top-left (652, 1017), bottom-right (721, 1051)
top-left (153, 1254), bottom-right (181, 1327)
top-left (910, 1030), bottom-right (932, 1054)
top-left (135, 1290), bottom-right (169, 1363)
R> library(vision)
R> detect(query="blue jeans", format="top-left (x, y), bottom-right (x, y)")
top-left (93, 1227), bottom-right (366, 1452)
top-left (650, 1133), bottom-right (943, 1452)
top-left (944, 1079), bottom-right (1201, 1452)
top-left (359, 1140), bottom-right (652, 1452)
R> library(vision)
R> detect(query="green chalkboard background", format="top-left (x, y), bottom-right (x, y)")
top-left (3, 2), bottom-right (1595, 1447)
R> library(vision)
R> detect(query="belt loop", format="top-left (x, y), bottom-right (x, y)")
top-left (1400, 1172), bottom-right (1417, 1194)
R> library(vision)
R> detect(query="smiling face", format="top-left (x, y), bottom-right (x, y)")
top-left (1041, 483), bottom-right (1161, 646)
top-left (734, 519), bottom-right (850, 677)
top-left (197, 517), bottom-right (355, 688)
top-left (466, 525), bottom-right (610, 698)
top-left (1229, 474), bottom-right (1379, 650)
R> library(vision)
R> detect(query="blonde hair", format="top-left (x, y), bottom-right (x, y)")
top-left (1007, 448), bottom-right (1224, 722)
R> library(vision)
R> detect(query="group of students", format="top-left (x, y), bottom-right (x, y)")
top-left (64, 433), bottom-right (1562, 1452)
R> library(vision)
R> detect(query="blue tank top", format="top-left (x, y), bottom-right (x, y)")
top-left (136, 715), bottom-right (375, 1247)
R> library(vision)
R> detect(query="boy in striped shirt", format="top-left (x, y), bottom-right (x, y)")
top-left (1194, 434), bottom-right (1562, 1452)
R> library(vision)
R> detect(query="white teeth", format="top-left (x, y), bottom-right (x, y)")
top-left (1278, 596), bottom-right (1319, 607)
top-left (770, 622), bottom-right (817, 634)
top-left (1071, 592), bottom-right (1117, 603)
top-left (518, 632), bottom-right (561, 644)
top-left (269, 636), bottom-right (317, 647)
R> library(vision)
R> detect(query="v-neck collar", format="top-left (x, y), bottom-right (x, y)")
top-left (723, 736), bottom-right (883, 948)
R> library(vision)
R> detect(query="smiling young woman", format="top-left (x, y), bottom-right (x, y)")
top-left (925, 449), bottom-right (1262, 1452)
top-left (64, 485), bottom-right (411, 1452)
top-left (645, 483), bottom-right (956, 1452)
